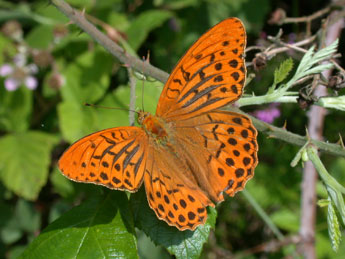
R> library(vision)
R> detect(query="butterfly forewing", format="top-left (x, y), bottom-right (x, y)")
top-left (59, 127), bottom-right (148, 191)
top-left (156, 18), bottom-right (246, 120)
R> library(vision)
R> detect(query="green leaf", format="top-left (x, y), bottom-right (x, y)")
top-left (127, 10), bottom-right (173, 51)
top-left (0, 199), bottom-right (40, 245)
top-left (327, 199), bottom-right (341, 252)
top-left (273, 58), bottom-right (293, 86)
top-left (60, 48), bottom-right (113, 104)
top-left (131, 188), bottom-right (216, 259)
top-left (0, 131), bottom-right (59, 200)
top-left (0, 86), bottom-right (33, 132)
top-left (25, 25), bottom-right (54, 49)
top-left (287, 40), bottom-right (338, 87)
top-left (271, 209), bottom-right (299, 232)
top-left (20, 191), bottom-right (138, 259)
top-left (14, 199), bottom-right (41, 233)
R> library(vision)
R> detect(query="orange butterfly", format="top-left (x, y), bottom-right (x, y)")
top-left (59, 18), bottom-right (258, 231)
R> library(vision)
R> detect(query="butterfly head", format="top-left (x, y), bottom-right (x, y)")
top-left (137, 110), bottom-right (150, 125)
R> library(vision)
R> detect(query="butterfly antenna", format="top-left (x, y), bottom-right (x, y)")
top-left (141, 52), bottom-right (150, 112)
top-left (84, 103), bottom-right (140, 116)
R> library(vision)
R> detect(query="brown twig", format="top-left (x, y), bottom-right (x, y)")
top-left (282, 6), bottom-right (331, 24)
top-left (246, 36), bottom-right (316, 67)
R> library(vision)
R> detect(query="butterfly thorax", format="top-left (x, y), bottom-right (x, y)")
top-left (138, 111), bottom-right (169, 144)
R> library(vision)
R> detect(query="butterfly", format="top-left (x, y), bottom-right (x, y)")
top-left (58, 18), bottom-right (258, 231)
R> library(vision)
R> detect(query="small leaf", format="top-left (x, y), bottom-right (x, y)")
top-left (273, 58), bottom-right (293, 85)
top-left (25, 25), bottom-right (54, 49)
top-left (327, 200), bottom-right (341, 252)
top-left (0, 131), bottom-right (59, 200)
top-left (131, 188), bottom-right (216, 259)
top-left (271, 209), bottom-right (299, 232)
top-left (317, 199), bottom-right (330, 207)
top-left (20, 191), bottom-right (138, 259)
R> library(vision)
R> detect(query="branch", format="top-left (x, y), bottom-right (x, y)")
top-left (283, 6), bottom-right (331, 24)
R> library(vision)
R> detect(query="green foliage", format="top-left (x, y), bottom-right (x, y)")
top-left (21, 191), bottom-right (138, 259)
top-left (0, 131), bottom-right (58, 200)
top-left (25, 25), bottom-right (55, 49)
top-left (127, 10), bottom-right (173, 51)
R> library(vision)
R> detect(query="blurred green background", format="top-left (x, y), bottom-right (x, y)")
top-left (0, 0), bottom-right (344, 258)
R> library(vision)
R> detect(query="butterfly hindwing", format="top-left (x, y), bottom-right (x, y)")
top-left (59, 127), bottom-right (148, 192)
top-left (144, 144), bottom-right (214, 230)
top-left (156, 18), bottom-right (246, 120)
top-left (174, 110), bottom-right (258, 200)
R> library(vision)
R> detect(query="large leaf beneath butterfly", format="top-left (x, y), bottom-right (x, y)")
top-left (20, 191), bottom-right (138, 259)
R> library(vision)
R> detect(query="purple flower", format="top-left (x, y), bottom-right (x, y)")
top-left (253, 103), bottom-right (281, 123)
top-left (0, 54), bottom-right (38, 91)
top-left (0, 64), bottom-right (13, 76)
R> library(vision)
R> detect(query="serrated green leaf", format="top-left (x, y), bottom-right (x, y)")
top-left (20, 191), bottom-right (138, 259)
top-left (327, 200), bottom-right (341, 252)
top-left (0, 131), bottom-right (59, 200)
top-left (288, 40), bottom-right (338, 87)
top-left (274, 58), bottom-right (293, 85)
top-left (131, 188), bottom-right (216, 259)
top-left (327, 186), bottom-right (345, 226)
top-left (127, 10), bottom-right (173, 51)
